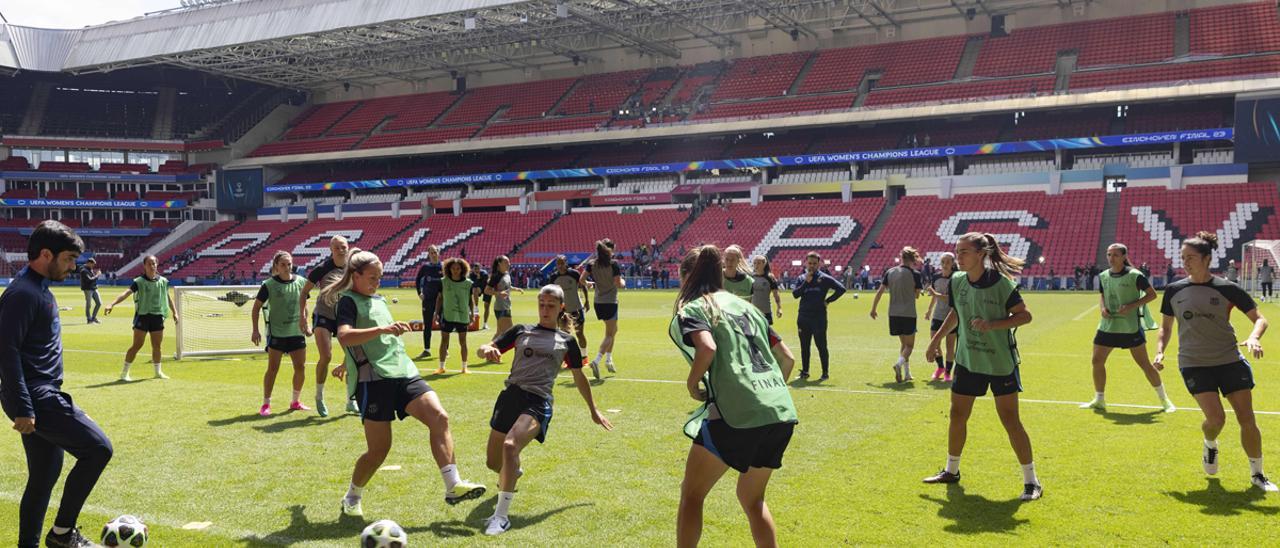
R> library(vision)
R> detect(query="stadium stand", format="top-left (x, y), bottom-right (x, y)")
top-left (1116, 183), bottom-right (1280, 271)
top-left (283, 102), bottom-right (360, 140)
top-left (556, 70), bottom-right (650, 115)
top-left (41, 87), bottom-right (156, 139)
top-left (512, 208), bottom-right (692, 265)
top-left (374, 210), bottom-right (557, 275)
top-left (973, 13), bottom-right (1174, 77)
top-left (709, 52), bottom-right (811, 102)
top-left (1188, 2), bottom-right (1280, 55)
top-left (690, 93), bottom-right (855, 121)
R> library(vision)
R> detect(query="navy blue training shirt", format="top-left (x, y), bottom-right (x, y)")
top-left (792, 270), bottom-right (846, 316)
top-left (0, 267), bottom-right (65, 419)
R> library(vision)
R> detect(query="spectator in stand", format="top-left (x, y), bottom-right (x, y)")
top-left (727, 218), bottom-right (734, 231)
top-left (1166, 263), bottom-right (1177, 287)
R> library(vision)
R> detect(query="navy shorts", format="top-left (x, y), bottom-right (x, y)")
top-left (490, 385), bottom-right (553, 443)
top-left (356, 377), bottom-right (433, 422)
top-left (692, 419), bottom-right (795, 473)
top-left (1181, 361), bottom-right (1254, 396)
top-left (1094, 330), bottom-right (1146, 349)
top-left (951, 364), bottom-right (1022, 397)
top-left (495, 309), bottom-right (512, 319)
top-left (595, 303), bottom-right (619, 321)
top-left (266, 335), bottom-right (307, 353)
top-left (889, 315), bottom-right (917, 336)
top-left (312, 313), bottom-right (338, 334)
top-left (440, 320), bottom-right (469, 333)
top-left (930, 318), bottom-right (955, 336)
top-left (133, 313), bottom-right (165, 332)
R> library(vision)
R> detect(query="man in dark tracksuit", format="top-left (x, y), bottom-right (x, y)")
top-left (791, 252), bottom-right (846, 380)
top-left (414, 245), bottom-right (444, 359)
top-left (1, 221), bottom-right (112, 548)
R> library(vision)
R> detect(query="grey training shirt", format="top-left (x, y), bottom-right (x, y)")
top-left (930, 276), bottom-right (951, 320)
top-left (553, 269), bottom-right (585, 312)
top-left (1160, 276), bottom-right (1256, 368)
top-left (750, 275), bottom-right (779, 317)
top-left (493, 324), bottom-right (584, 399)
top-left (882, 266), bottom-right (923, 318)
top-left (590, 260), bottom-right (622, 304)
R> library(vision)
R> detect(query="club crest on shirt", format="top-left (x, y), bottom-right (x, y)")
top-left (1210, 297), bottom-right (1221, 306)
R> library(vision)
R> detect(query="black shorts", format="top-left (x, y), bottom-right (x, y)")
top-left (1180, 361), bottom-right (1255, 396)
top-left (692, 419), bottom-right (795, 473)
top-left (889, 315), bottom-right (917, 336)
top-left (595, 303), bottom-right (619, 321)
top-left (495, 309), bottom-right (512, 319)
top-left (490, 385), bottom-right (553, 444)
top-left (951, 364), bottom-right (1022, 397)
top-left (440, 320), bottom-right (469, 333)
top-left (133, 314), bottom-right (165, 332)
top-left (312, 313), bottom-right (338, 334)
top-left (569, 309), bottom-right (586, 328)
top-left (356, 377), bottom-right (433, 422)
top-left (930, 318), bottom-right (954, 336)
top-left (483, 294), bottom-right (493, 304)
top-left (266, 335), bottom-right (306, 353)
top-left (1094, 330), bottom-right (1146, 349)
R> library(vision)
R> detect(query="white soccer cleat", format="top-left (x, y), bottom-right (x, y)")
top-left (341, 497), bottom-right (363, 517)
top-left (1079, 397), bottom-right (1106, 411)
top-left (1020, 483), bottom-right (1043, 501)
top-left (1253, 474), bottom-right (1279, 492)
top-left (589, 360), bottom-right (601, 381)
top-left (892, 363), bottom-right (903, 383)
top-left (1161, 398), bottom-right (1177, 413)
top-left (1203, 444), bottom-right (1220, 476)
top-left (484, 515), bottom-right (511, 536)
top-left (605, 360), bottom-right (616, 373)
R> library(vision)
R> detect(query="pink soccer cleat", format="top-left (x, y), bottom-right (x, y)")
top-left (259, 404), bottom-right (271, 416)
top-left (289, 401), bottom-right (311, 411)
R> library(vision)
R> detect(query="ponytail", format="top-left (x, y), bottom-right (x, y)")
top-left (960, 232), bottom-right (1024, 279)
top-left (1107, 243), bottom-right (1132, 267)
top-left (675, 245), bottom-right (725, 324)
top-left (538, 284), bottom-right (576, 333)
top-left (1183, 231), bottom-right (1219, 258)
top-left (319, 247), bottom-right (380, 308)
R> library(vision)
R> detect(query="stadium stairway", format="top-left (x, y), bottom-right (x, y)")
top-left (1174, 12), bottom-right (1191, 57)
top-left (954, 37), bottom-right (984, 80)
top-left (507, 211), bottom-right (562, 259)
top-left (210, 221), bottom-right (309, 278)
top-left (786, 54), bottom-right (820, 96)
top-left (655, 202), bottom-right (703, 257)
top-left (848, 198), bottom-right (898, 270)
top-left (1095, 190), bottom-right (1122, 265)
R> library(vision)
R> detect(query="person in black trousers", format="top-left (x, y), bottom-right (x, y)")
top-left (414, 244), bottom-right (444, 360)
top-left (1, 220), bottom-right (113, 548)
top-left (791, 252), bottom-right (846, 380)
top-left (78, 258), bottom-right (101, 324)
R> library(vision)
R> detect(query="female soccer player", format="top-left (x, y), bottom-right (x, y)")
top-left (414, 245), bottom-right (444, 360)
top-left (105, 255), bottom-right (176, 381)
top-left (485, 255), bottom-right (524, 344)
top-left (1154, 232), bottom-right (1275, 491)
top-left (791, 252), bottom-right (845, 380)
top-left (923, 232), bottom-right (1042, 501)
top-left (552, 255), bottom-right (591, 350)
top-left (722, 245), bottom-right (754, 299)
top-left (320, 248), bottom-right (486, 517)
top-left (871, 247), bottom-right (924, 382)
top-left (436, 257), bottom-right (478, 374)
top-left (1081, 243), bottom-right (1175, 413)
top-left (476, 285), bottom-right (613, 535)
top-left (300, 235), bottom-right (350, 416)
top-left (251, 251), bottom-right (311, 416)
top-left (587, 239), bottom-right (625, 380)
top-left (750, 255), bottom-right (782, 325)
top-left (670, 245), bottom-right (797, 548)
top-left (925, 252), bottom-right (958, 382)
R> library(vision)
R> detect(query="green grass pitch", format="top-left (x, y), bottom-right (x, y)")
top-left (2, 287), bottom-right (1279, 546)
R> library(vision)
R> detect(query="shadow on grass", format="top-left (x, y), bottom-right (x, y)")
top-left (925, 379), bottom-right (953, 391)
top-left (252, 413), bottom-right (350, 433)
top-left (83, 378), bottom-right (155, 389)
top-left (1095, 408), bottom-right (1163, 426)
top-left (919, 484), bottom-right (1029, 534)
top-left (1165, 478), bottom-right (1280, 516)
top-left (461, 495), bottom-right (593, 534)
top-left (207, 412), bottom-right (272, 427)
top-left (868, 381), bottom-right (916, 392)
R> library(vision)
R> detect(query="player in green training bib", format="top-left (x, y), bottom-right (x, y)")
top-left (923, 232), bottom-right (1042, 501)
top-left (435, 257), bottom-right (478, 374)
top-left (251, 251), bottom-right (312, 416)
top-left (105, 254), bottom-right (176, 380)
top-left (669, 245), bottom-right (797, 548)
top-left (1081, 243), bottom-right (1175, 413)
top-left (722, 245), bottom-right (755, 300)
top-left (318, 248), bottom-right (487, 517)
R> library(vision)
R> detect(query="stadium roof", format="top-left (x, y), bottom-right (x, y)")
top-left (1, 0), bottom-right (1065, 89)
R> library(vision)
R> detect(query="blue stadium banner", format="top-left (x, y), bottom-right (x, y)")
top-left (0, 198), bottom-right (186, 209)
top-left (264, 128), bottom-right (1234, 193)
top-left (0, 171), bottom-right (201, 183)
top-left (1234, 97), bottom-right (1280, 163)
top-left (11, 227), bottom-right (154, 237)
top-left (218, 168), bottom-right (265, 211)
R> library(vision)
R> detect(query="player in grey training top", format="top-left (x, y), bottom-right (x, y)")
top-left (584, 239), bottom-right (624, 379)
top-left (925, 252), bottom-right (958, 382)
top-left (1154, 231), bottom-right (1274, 491)
top-left (1259, 260), bottom-right (1275, 300)
top-left (750, 255), bottom-right (782, 324)
top-left (871, 246), bottom-right (925, 382)
top-left (552, 255), bottom-right (590, 350)
top-left (477, 285), bottom-right (613, 536)
top-left (299, 235), bottom-right (350, 416)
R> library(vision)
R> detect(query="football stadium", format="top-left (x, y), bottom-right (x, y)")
top-left (2, 0), bottom-right (1280, 545)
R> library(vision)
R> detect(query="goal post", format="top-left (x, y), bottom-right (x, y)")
top-left (173, 285), bottom-right (266, 360)
top-left (1239, 240), bottom-right (1280, 297)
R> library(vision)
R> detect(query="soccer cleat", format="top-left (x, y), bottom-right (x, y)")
top-left (289, 401), bottom-right (311, 411)
top-left (414, 350), bottom-right (432, 360)
top-left (341, 497), bottom-right (363, 517)
top-left (316, 399), bottom-right (329, 417)
top-left (259, 404), bottom-right (271, 417)
top-left (1020, 483), bottom-right (1043, 501)
top-left (461, 365), bottom-right (470, 374)
top-left (819, 374), bottom-right (830, 381)
top-left (798, 371), bottom-right (809, 379)
top-left (1079, 397), bottom-right (1106, 411)
top-left (154, 370), bottom-right (169, 380)
top-left (931, 367), bottom-right (945, 381)
top-left (922, 470), bottom-right (961, 484)
top-left (606, 360), bottom-right (616, 373)
top-left (1204, 444), bottom-right (1220, 475)
top-left (589, 360), bottom-right (601, 381)
top-left (1252, 474), bottom-right (1279, 492)
top-left (445, 480), bottom-right (487, 505)
top-left (483, 323), bottom-right (489, 330)
top-left (346, 400), bottom-right (359, 414)
top-left (893, 364), bottom-right (903, 383)
top-left (433, 366), bottom-right (447, 375)
top-left (1161, 398), bottom-right (1177, 413)
top-left (904, 372), bottom-right (914, 382)
top-left (484, 515), bottom-right (512, 536)
top-left (943, 372), bottom-right (953, 383)
top-left (44, 527), bottom-right (96, 548)
top-left (119, 372), bottom-right (132, 382)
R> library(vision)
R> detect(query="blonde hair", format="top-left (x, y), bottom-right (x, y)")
top-left (939, 252), bottom-right (956, 275)
top-left (271, 251), bottom-right (292, 275)
top-left (724, 245), bottom-right (750, 275)
top-left (901, 246), bottom-right (920, 264)
top-left (319, 248), bottom-right (381, 308)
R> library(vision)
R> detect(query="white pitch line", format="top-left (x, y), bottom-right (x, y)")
top-left (1072, 303), bottom-right (1100, 321)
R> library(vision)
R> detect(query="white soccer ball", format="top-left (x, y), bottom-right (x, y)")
top-left (392, 297), bottom-right (400, 304)
top-left (101, 515), bottom-right (148, 547)
top-left (361, 519), bottom-right (408, 547)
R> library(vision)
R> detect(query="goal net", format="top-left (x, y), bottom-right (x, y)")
top-left (174, 285), bottom-right (265, 359)
top-left (1239, 240), bottom-right (1280, 296)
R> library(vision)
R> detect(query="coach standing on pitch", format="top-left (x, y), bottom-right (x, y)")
top-left (1, 220), bottom-right (113, 548)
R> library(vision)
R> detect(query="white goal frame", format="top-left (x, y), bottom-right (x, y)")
top-left (173, 285), bottom-right (265, 360)
top-left (1239, 240), bottom-right (1280, 297)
